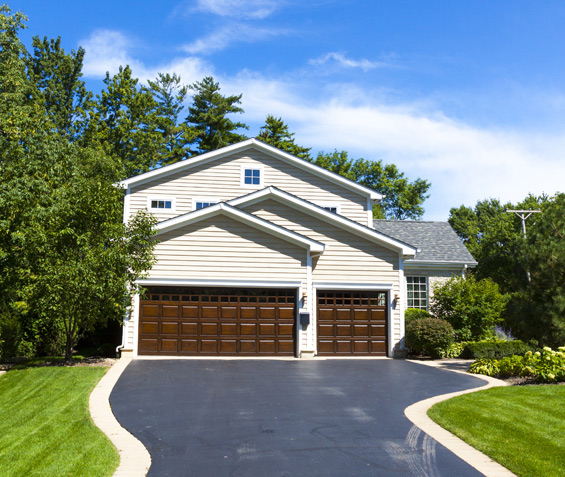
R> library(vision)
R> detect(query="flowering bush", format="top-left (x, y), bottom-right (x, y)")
top-left (468, 346), bottom-right (565, 383)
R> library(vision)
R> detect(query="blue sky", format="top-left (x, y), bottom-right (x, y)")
top-left (13, 0), bottom-right (565, 220)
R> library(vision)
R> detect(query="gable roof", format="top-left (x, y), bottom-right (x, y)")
top-left (155, 202), bottom-right (325, 254)
top-left (117, 138), bottom-right (382, 201)
top-left (372, 220), bottom-right (477, 266)
top-left (229, 186), bottom-right (417, 256)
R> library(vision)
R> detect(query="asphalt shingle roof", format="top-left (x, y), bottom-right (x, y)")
top-left (372, 220), bottom-right (477, 265)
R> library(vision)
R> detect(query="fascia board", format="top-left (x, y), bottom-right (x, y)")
top-left (155, 203), bottom-right (325, 253)
top-left (404, 260), bottom-right (478, 268)
top-left (117, 139), bottom-right (382, 201)
top-left (229, 188), bottom-right (417, 256)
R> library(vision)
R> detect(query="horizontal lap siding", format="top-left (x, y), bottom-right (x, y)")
top-left (128, 149), bottom-right (370, 225)
top-left (150, 214), bottom-right (307, 284)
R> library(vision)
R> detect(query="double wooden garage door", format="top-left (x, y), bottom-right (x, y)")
top-left (138, 287), bottom-right (388, 356)
top-left (139, 287), bottom-right (296, 356)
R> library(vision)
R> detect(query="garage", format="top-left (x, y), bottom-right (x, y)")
top-left (138, 287), bottom-right (297, 356)
top-left (317, 290), bottom-right (387, 356)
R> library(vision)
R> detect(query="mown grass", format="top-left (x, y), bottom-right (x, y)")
top-left (0, 366), bottom-right (119, 476)
top-left (428, 386), bottom-right (565, 476)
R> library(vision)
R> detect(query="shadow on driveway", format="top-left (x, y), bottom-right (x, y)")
top-left (110, 359), bottom-right (485, 477)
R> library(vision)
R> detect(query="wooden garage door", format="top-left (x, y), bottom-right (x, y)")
top-left (139, 287), bottom-right (296, 356)
top-left (317, 290), bottom-right (387, 356)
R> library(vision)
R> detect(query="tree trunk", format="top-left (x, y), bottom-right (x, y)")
top-left (65, 335), bottom-right (74, 362)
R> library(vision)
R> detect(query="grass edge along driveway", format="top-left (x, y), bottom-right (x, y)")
top-left (0, 366), bottom-right (119, 477)
top-left (428, 385), bottom-right (565, 477)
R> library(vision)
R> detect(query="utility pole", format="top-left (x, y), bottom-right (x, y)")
top-left (506, 209), bottom-right (541, 282)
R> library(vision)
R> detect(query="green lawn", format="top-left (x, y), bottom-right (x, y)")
top-left (0, 366), bottom-right (119, 477)
top-left (428, 386), bottom-right (565, 477)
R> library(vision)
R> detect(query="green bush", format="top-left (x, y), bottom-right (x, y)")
top-left (405, 317), bottom-right (454, 358)
top-left (460, 340), bottom-right (535, 359)
top-left (405, 308), bottom-right (432, 324)
top-left (438, 342), bottom-right (465, 358)
top-left (468, 358), bottom-right (500, 377)
top-left (468, 346), bottom-right (565, 383)
top-left (430, 276), bottom-right (506, 341)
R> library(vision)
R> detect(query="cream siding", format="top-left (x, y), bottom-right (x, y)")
top-left (149, 214), bottom-right (308, 285)
top-left (128, 149), bottom-right (370, 225)
top-left (241, 199), bottom-right (403, 350)
top-left (404, 266), bottom-right (466, 306)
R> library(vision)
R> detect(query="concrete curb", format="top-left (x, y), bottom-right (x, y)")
top-left (405, 360), bottom-right (515, 477)
top-left (89, 358), bottom-right (151, 477)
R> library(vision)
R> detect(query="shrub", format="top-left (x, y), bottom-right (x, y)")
top-left (430, 275), bottom-right (506, 341)
top-left (498, 355), bottom-right (525, 378)
top-left (405, 317), bottom-right (454, 358)
top-left (405, 308), bottom-right (432, 324)
top-left (438, 342), bottom-right (465, 358)
top-left (460, 340), bottom-right (535, 359)
top-left (468, 358), bottom-right (500, 377)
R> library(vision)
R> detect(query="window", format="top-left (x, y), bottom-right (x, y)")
top-left (324, 206), bottom-right (338, 213)
top-left (407, 276), bottom-right (428, 309)
top-left (195, 201), bottom-right (216, 210)
top-left (241, 165), bottom-right (263, 187)
top-left (148, 197), bottom-right (175, 212)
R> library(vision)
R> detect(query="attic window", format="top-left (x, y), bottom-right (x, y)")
top-left (324, 206), bottom-right (338, 213)
top-left (148, 197), bottom-right (175, 212)
top-left (195, 200), bottom-right (217, 210)
top-left (241, 165), bottom-right (263, 187)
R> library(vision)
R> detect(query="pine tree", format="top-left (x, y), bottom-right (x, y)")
top-left (257, 115), bottom-right (311, 159)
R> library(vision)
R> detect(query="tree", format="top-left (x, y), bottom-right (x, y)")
top-left (26, 35), bottom-right (91, 140)
top-left (145, 72), bottom-right (196, 167)
top-left (186, 76), bottom-right (248, 155)
top-left (257, 115), bottom-right (311, 159)
top-left (311, 150), bottom-right (431, 219)
top-left (511, 193), bottom-right (565, 347)
top-left (448, 195), bottom-right (548, 294)
top-left (430, 276), bottom-right (506, 341)
top-left (90, 65), bottom-right (161, 179)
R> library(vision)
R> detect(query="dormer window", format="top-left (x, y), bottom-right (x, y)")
top-left (241, 165), bottom-right (263, 187)
top-left (148, 197), bottom-right (175, 212)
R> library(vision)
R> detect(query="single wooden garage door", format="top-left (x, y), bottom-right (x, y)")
top-left (317, 290), bottom-right (387, 356)
top-left (139, 287), bottom-right (296, 356)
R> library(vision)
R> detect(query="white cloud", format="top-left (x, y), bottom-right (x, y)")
top-left (193, 0), bottom-right (280, 19)
top-left (309, 52), bottom-right (388, 72)
top-left (80, 29), bottom-right (213, 83)
top-left (182, 23), bottom-right (289, 55)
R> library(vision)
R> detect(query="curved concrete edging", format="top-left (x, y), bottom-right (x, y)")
top-left (405, 360), bottom-right (515, 477)
top-left (89, 358), bottom-right (151, 477)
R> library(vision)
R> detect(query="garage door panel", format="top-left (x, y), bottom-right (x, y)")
top-left (317, 291), bottom-right (387, 356)
top-left (139, 287), bottom-right (296, 356)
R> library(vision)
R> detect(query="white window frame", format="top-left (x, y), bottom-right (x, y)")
top-left (147, 196), bottom-right (176, 212)
top-left (406, 276), bottom-right (428, 310)
top-left (316, 203), bottom-right (341, 215)
top-left (193, 198), bottom-right (218, 211)
top-left (240, 164), bottom-right (264, 188)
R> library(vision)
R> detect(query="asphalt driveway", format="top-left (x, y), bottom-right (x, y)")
top-left (110, 359), bottom-right (485, 476)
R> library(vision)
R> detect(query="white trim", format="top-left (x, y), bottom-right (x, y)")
top-left (313, 282), bottom-right (394, 290)
top-left (123, 188), bottom-right (131, 224)
top-left (404, 260), bottom-right (478, 268)
top-left (306, 251), bottom-right (313, 353)
top-left (137, 278), bottom-right (303, 288)
top-left (147, 196), bottom-right (176, 213)
top-left (229, 187), bottom-right (416, 255)
top-left (118, 138), bottom-right (382, 201)
top-left (399, 256), bottom-right (406, 351)
top-left (132, 293), bottom-right (140, 357)
top-left (366, 197), bottom-right (373, 228)
top-left (155, 202), bottom-right (325, 253)
top-left (192, 197), bottom-right (218, 211)
top-left (240, 163), bottom-right (264, 188)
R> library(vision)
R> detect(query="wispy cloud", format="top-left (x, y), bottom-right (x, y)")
top-left (309, 52), bottom-right (389, 72)
top-left (182, 23), bottom-right (289, 55)
top-left (192, 0), bottom-right (280, 19)
top-left (80, 29), bottom-right (213, 83)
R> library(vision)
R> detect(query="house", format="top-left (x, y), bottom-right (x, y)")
top-left (118, 138), bottom-right (476, 358)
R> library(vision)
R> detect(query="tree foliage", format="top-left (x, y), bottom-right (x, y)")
top-left (186, 76), bottom-right (248, 155)
top-left (257, 115), bottom-right (311, 159)
top-left (430, 276), bottom-right (507, 341)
